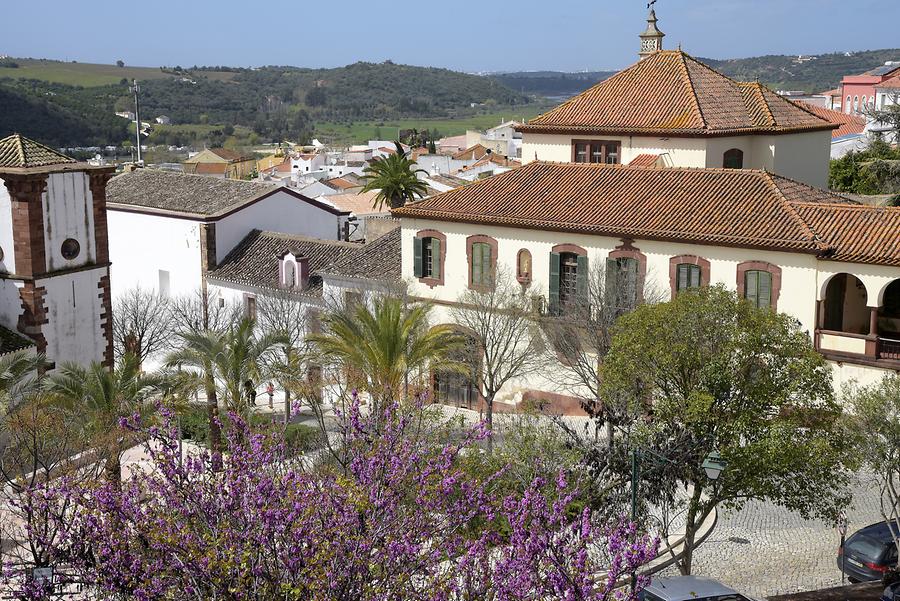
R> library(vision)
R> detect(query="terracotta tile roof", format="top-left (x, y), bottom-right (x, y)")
top-left (392, 161), bottom-right (900, 266)
top-left (820, 88), bottom-right (842, 97)
top-left (795, 101), bottom-right (866, 139)
top-left (519, 51), bottom-right (834, 137)
top-left (378, 146), bottom-right (397, 155)
top-left (627, 154), bottom-right (660, 167)
top-left (321, 190), bottom-right (386, 215)
top-left (452, 144), bottom-right (491, 161)
top-left (321, 227), bottom-right (401, 281)
top-left (209, 230), bottom-right (360, 296)
top-left (794, 203), bottom-right (900, 266)
top-left (458, 154), bottom-right (521, 172)
top-left (326, 177), bottom-right (361, 190)
top-left (0, 134), bottom-right (76, 169)
top-left (209, 148), bottom-right (252, 162)
top-left (877, 74), bottom-right (900, 89)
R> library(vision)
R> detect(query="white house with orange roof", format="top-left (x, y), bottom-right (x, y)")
top-left (387, 11), bottom-right (900, 415)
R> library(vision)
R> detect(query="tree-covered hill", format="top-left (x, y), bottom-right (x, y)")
top-left (491, 48), bottom-right (900, 97)
top-left (0, 79), bottom-right (128, 147)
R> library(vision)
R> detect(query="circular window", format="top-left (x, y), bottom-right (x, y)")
top-left (61, 238), bottom-right (80, 260)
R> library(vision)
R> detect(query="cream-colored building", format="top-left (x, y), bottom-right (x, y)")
top-left (518, 49), bottom-right (836, 189)
top-left (393, 161), bottom-right (900, 413)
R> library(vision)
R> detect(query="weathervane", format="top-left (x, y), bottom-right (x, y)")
top-left (647, 0), bottom-right (657, 9)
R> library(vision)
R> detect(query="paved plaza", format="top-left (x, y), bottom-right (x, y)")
top-left (660, 474), bottom-right (884, 599)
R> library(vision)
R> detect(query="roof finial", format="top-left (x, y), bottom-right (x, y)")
top-left (639, 0), bottom-right (665, 60)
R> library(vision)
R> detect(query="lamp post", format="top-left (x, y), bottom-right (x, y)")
top-left (629, 448), bottom-right (727, 591)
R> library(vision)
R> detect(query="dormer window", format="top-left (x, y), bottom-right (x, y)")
top-left (279, 252), bottom-right (309, 289)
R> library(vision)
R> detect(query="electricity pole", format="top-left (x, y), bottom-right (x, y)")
top-left (130, 79), bottom-right (143, 165)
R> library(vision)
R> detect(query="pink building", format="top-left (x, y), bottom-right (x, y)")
top-left (841, 61), bottom-right (900, 115)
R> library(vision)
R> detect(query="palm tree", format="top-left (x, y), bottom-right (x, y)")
top-left (360, 142), bottom-right (428, 211)
top-left (45, 353), bottom-right (159, 484)
top-left (309, 296), bottom-right (463, 409)
top-left (166, 318), bottom-right (289, 456)
top-left (0, 351), bottom-right (47, 416)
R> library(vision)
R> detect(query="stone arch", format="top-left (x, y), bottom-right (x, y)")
top-left (821, 273), bottom-right (870, 334)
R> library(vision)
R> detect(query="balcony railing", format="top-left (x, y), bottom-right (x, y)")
top-left (879, 337), bottom-right (900, 361)
top-left (816, 329), bottom-right (900, 367)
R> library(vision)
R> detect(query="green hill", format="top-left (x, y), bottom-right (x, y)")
top-left (0, 58), bottom-right (235, 87)
top-left (492, 48), bottom-right (900, 97)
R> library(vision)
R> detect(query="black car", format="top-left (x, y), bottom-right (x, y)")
top-left (838, 521), bottom-right (899, 582)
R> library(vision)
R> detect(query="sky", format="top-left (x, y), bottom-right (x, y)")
top-left (3, 0), bottom-right (898, 73)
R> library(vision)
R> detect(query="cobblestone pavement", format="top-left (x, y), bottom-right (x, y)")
top-left (658, 474), bottom-right (884, 600)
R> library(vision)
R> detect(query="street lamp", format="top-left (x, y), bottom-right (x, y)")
top-left (701, 450), bottom-right (727, 481)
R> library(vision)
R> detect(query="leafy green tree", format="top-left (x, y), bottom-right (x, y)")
top-left (360, 142), bottom-right (428, 210)
top-left (309, 296), bottom-right (463, 411)
top-left (847, 374), bottom-right (900, 554)
top-left (0, 351), bottom-right (46, 416)
top-left (45, 353), bottom-right (160, 484)
top-left (600, 285), bottom-right (853, 574)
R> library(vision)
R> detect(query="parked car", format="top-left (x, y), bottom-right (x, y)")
top-left (639, 576), bottom-right (758, 601)
top-left (882, 581), bottom-right (900, 601)
top-left (838, 521), bottom-right (899, 582)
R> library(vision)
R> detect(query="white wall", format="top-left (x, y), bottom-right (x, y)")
top-left (521, 133), bottom-right (707, 167)
top-left (0, 180), bottom-right (16, 274)
top-left (108, 210), bottom-right (202, 299)
top-left (0, 280), bottom-right (23, 334)
top-left (772, 131), bottom-right (831, 188)
top-left (43, 172), bottom-right (97, 272)
top-left (39, 268), bottom-right (106, 367)
top-left (400, 218), bottom-right (900, 394)
top-left (214, 191), bottom-right (347, 264)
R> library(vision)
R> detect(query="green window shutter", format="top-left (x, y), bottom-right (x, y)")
top-left (758, 271), bottom-right (772, 308)
top-left (576, 254), bottom-right (589, 301)
top-left (549, 252), bottom-right (561, 315)
top-left (606, 258), bottom-right (619, 307)
top-left (413, 237), bottom-right (423, 278)
top-left (745, 270), bottom-right (759, 307)
top-left (690, 265), bottom-right (701, 288)
top-left (471, 243), bottom-right (481, 286)
top-left (431, 238), bottom-right (441, 280)
top-left (482, 243), bottom-right (492, 285)
top-left (677, 264), bottom-right (688, 291)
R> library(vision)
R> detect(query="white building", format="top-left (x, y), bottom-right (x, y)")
top-left (394, 162), bottom-right (900, 413)
top-left (207, 227), bottom-right (400, 330)
top-left (106, 169), bottom-right (350, 301)
top-left (465, 121), bottom-right (522, 158)
top-left (0, 134), bottom-right (115, 367)
top-left (517, 46), bottom-right (836, 188)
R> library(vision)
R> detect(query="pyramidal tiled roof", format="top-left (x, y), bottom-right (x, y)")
top-left (519, 51), bottom-right (835, 137)
top-left (0, 134), bottom-right (76, 169)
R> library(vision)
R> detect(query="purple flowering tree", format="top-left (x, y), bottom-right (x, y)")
top-left (5, 395), bottom-right (657, 600)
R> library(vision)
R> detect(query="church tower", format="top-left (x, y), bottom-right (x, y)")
top-left (0, 134), bottom-right (115, 368)
top-left (639, 4), bottom-right (665, 59)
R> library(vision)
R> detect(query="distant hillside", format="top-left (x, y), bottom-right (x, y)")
top-left (703, 49), bottom-right (900, 92)
top-left (490, 71), bottom-right (617, 97)
top-left (0, 79), bottom-right (128, 147)
top-left (492, 48), bottom-right (900, 97)
top-left (2, 58), bottom-right (530, 147)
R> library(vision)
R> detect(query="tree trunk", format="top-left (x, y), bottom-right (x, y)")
top-left (105, 450), bottom-right (122, 487)
top-left (484, 392), bottom-right (494, 454)
top-left (284, 390), bottom-right (291, 426)
top-left (679, 484), bottom-right (705, 575)
top-left (206, 371), bottom-right (223, 471)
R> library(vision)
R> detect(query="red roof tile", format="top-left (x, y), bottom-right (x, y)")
top-left (627, 154), bottom-right (660, 167)
top-left (394, 161), bottom-right (899, 266)
top-left (452, 144), bottom-right (491, 161)
top-left (877, 74), bottom-right (900, 89)
top-left (795, 101), bottom-right (866, 139)
top-left (519, 51), bottom-right (834, 137)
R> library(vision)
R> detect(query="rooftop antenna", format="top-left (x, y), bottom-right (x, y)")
top-left (130, 79), bottom-right (143, 165)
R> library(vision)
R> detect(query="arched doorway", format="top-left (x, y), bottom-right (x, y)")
top-left (432, 330), bottom-right (480, 410)
top-left (878, 280), bottom-right (900, 360)
top-left (822, 273), bottom-right (870, 334)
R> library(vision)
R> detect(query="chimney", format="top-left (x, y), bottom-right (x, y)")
top-left (297, 256), bottom-right (310, 289)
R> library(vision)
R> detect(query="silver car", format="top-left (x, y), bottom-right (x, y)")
top-left (639, 576), bottom-right (760, 601)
